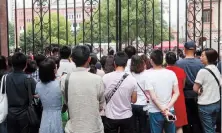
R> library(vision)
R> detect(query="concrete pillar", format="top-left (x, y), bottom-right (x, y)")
top-left (0, 0), bottom-right (9, 56)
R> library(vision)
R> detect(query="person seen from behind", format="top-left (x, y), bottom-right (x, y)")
top-left (88, 53), bottom-right (105, 77)
top-left (61, 45), bottom-right (105, 133)
top-left (6, 52), bottom-right (37, 133)
top-left (103, 51), bottom-right (137, 133)
top-left (130, 55), bottom-right (150, 133)
top-left (165, 52), bottom-right (188, 133)
top-left (145, 50), bottom-right (179, 133)
top-left (35, 58), bottom-right (63, 133)
top-left (57, 46), bottom-right (76, 77)
top-left (124, 46), bottom-right (137, 73)
top-left (193, 48), bottom-right (221, 133)
top-left (104, 48), bottom-right (115, 73)
top-left (176, 41), bottom-right (204, 133)
top-left (33, 54), bottom-right (46, 82)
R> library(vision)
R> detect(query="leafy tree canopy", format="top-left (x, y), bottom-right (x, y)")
top-left (20, 13), bottom-right (74, 54)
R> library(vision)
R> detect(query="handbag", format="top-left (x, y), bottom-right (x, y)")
top-left (105, 73), bottom-right (129, 104)
top-left (26, 78), bottom-right (40, 127)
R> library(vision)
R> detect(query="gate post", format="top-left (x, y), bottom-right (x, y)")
top-left (0, 0), bottom-right (9, 56)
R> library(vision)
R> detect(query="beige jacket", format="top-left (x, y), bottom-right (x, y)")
top-left (61, 67), bottom-right (105, 133)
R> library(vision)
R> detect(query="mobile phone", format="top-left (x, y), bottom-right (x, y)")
top-left (166, 115), bottom-right (176, 122)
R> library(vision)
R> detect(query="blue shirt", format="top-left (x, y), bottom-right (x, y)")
top-left (176, 58), bottom-right (204, 98)
top-left (217, 61), bottom-right (221, 73)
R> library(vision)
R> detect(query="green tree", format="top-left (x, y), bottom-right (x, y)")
top-left (20, 13), bottom-right (74, 53)
top-left (77, 0), bottom-right (172, 48)
top-left (9, 22), bottom-right (15, 49)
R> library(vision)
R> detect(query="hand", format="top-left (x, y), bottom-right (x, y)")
top-left (161, 108), bottom-right (169, 116)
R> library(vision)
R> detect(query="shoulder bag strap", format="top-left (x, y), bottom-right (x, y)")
top-left (27, 78), bottom-right (33, 106)
top-left (137, 83), bottom-right (149, 103)
top-left (204, 68), bottom-right (221, 95)
top-left (64, 73), bottom-right (71, 104)
top-left (105, 73), bottom-right (129, 104)
top-left (1, 75), bottom-right (6, 94)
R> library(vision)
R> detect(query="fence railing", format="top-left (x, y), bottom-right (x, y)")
top-left (3, 0), bottom-right (222, 56)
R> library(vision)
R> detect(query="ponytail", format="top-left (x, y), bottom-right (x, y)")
top-left (88, 64), bottom-right (97, 74)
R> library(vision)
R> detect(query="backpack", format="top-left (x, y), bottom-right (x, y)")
top-left (0, 74), bottom-right (8, 123)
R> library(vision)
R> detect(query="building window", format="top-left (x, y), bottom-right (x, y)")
top-left (203, 9), bottom-right (211, 23)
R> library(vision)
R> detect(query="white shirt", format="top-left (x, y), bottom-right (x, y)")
top-left (131, 71), bottom-right (149, 105)
top-left (195, 65), bottom-right (221, 105)
top-left (103, 71), bottom-right (137, 119)
top-left (145, 69), bottom-right (178, 113)
top-left (57, 59), bottom-right (76, 77)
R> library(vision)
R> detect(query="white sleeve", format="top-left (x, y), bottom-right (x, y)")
top-left (144, 78), bottom-right (154, 91)
top-left (195, 69), bottom-right (205, 85)
top-left (172, 72), bottom-right (178, 86)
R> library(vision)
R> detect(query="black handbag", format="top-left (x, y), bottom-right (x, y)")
top-left (26, 78), bottom-right (41, 127)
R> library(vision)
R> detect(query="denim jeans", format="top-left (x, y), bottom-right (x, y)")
top-left (198, 101), bottom-right (220, 133)
top-left (0, 120), bottom-right (7, 133)
top-left (132, 104), bottom-right (150, 133)
top-left (149, 111), bottom-right (176, 133)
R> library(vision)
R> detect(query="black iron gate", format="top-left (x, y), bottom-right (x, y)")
top-left (5, 0), bottom-right (222, 56)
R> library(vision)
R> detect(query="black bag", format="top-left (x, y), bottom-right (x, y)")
top-left (26, 78), bottom-right (41, 127)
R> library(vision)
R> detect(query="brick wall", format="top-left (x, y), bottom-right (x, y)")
top-left (0, 0), bottom-right (8, 56)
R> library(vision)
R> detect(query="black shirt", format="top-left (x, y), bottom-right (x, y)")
top-left (6, 71), bottom-right (36, 116)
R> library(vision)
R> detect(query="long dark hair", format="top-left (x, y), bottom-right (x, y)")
top-left (89, 54), bottom-right (98, 74)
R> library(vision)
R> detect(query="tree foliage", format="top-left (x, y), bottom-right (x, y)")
top-left (9, 22), bottom-right (15, 49)
top-left (77, 0), bottom-right (172, 46)
top-left (20, 13), bottom-right (74, 53)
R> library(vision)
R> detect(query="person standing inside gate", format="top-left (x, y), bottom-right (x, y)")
top-left (176, 41), bottom-right (204, 133)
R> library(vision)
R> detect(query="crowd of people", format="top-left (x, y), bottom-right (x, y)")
top-left (0, 41), bottom-right (221, 133)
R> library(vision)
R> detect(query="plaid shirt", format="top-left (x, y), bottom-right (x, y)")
top-left (31, 69), bottom-right (40, 82)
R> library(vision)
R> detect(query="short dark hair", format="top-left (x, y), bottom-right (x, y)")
top-left (39, 58), bottom-right (56, 84)
top-left (100, 56), bottom-right (107, 69)
top-left (165, 52), bottom-right (177, 65)
top-left (34, 54), bottom-right (46, 67)
top-left (89, 53), bottom-right (98, 74)
top-left (52, 47), bottom-right (59, 54)
top-left (130, 55), bottom-right (145, 73)
top-left (150, 50), bottom-right (163, 66)
top-left (114, 51), bottom-right (128, 67)
top-left (12, 52), bottom-right (27, 71)
top-left (85, 44), bottom-right (93, 52)
top-left (25, 60), bottom-right (37, 73)
top-left (0, 56), bottom-right (7, 70)
top-left (195, 49), bottom-right (202, 57)
top-left (60, 46), bottom-right (71, 59)
top-left (71, 45), bottom-right (90, 67)
top-left (7, 56), bottom-right (12, 67)
top-left (203, 48), bottom-right (218, 65)
top-left (108, 49), bottom-right (114, 55)
top-left (124, 46), bottom-right (136, 59)
top-left (48, 56), bottom-right (60, 69)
